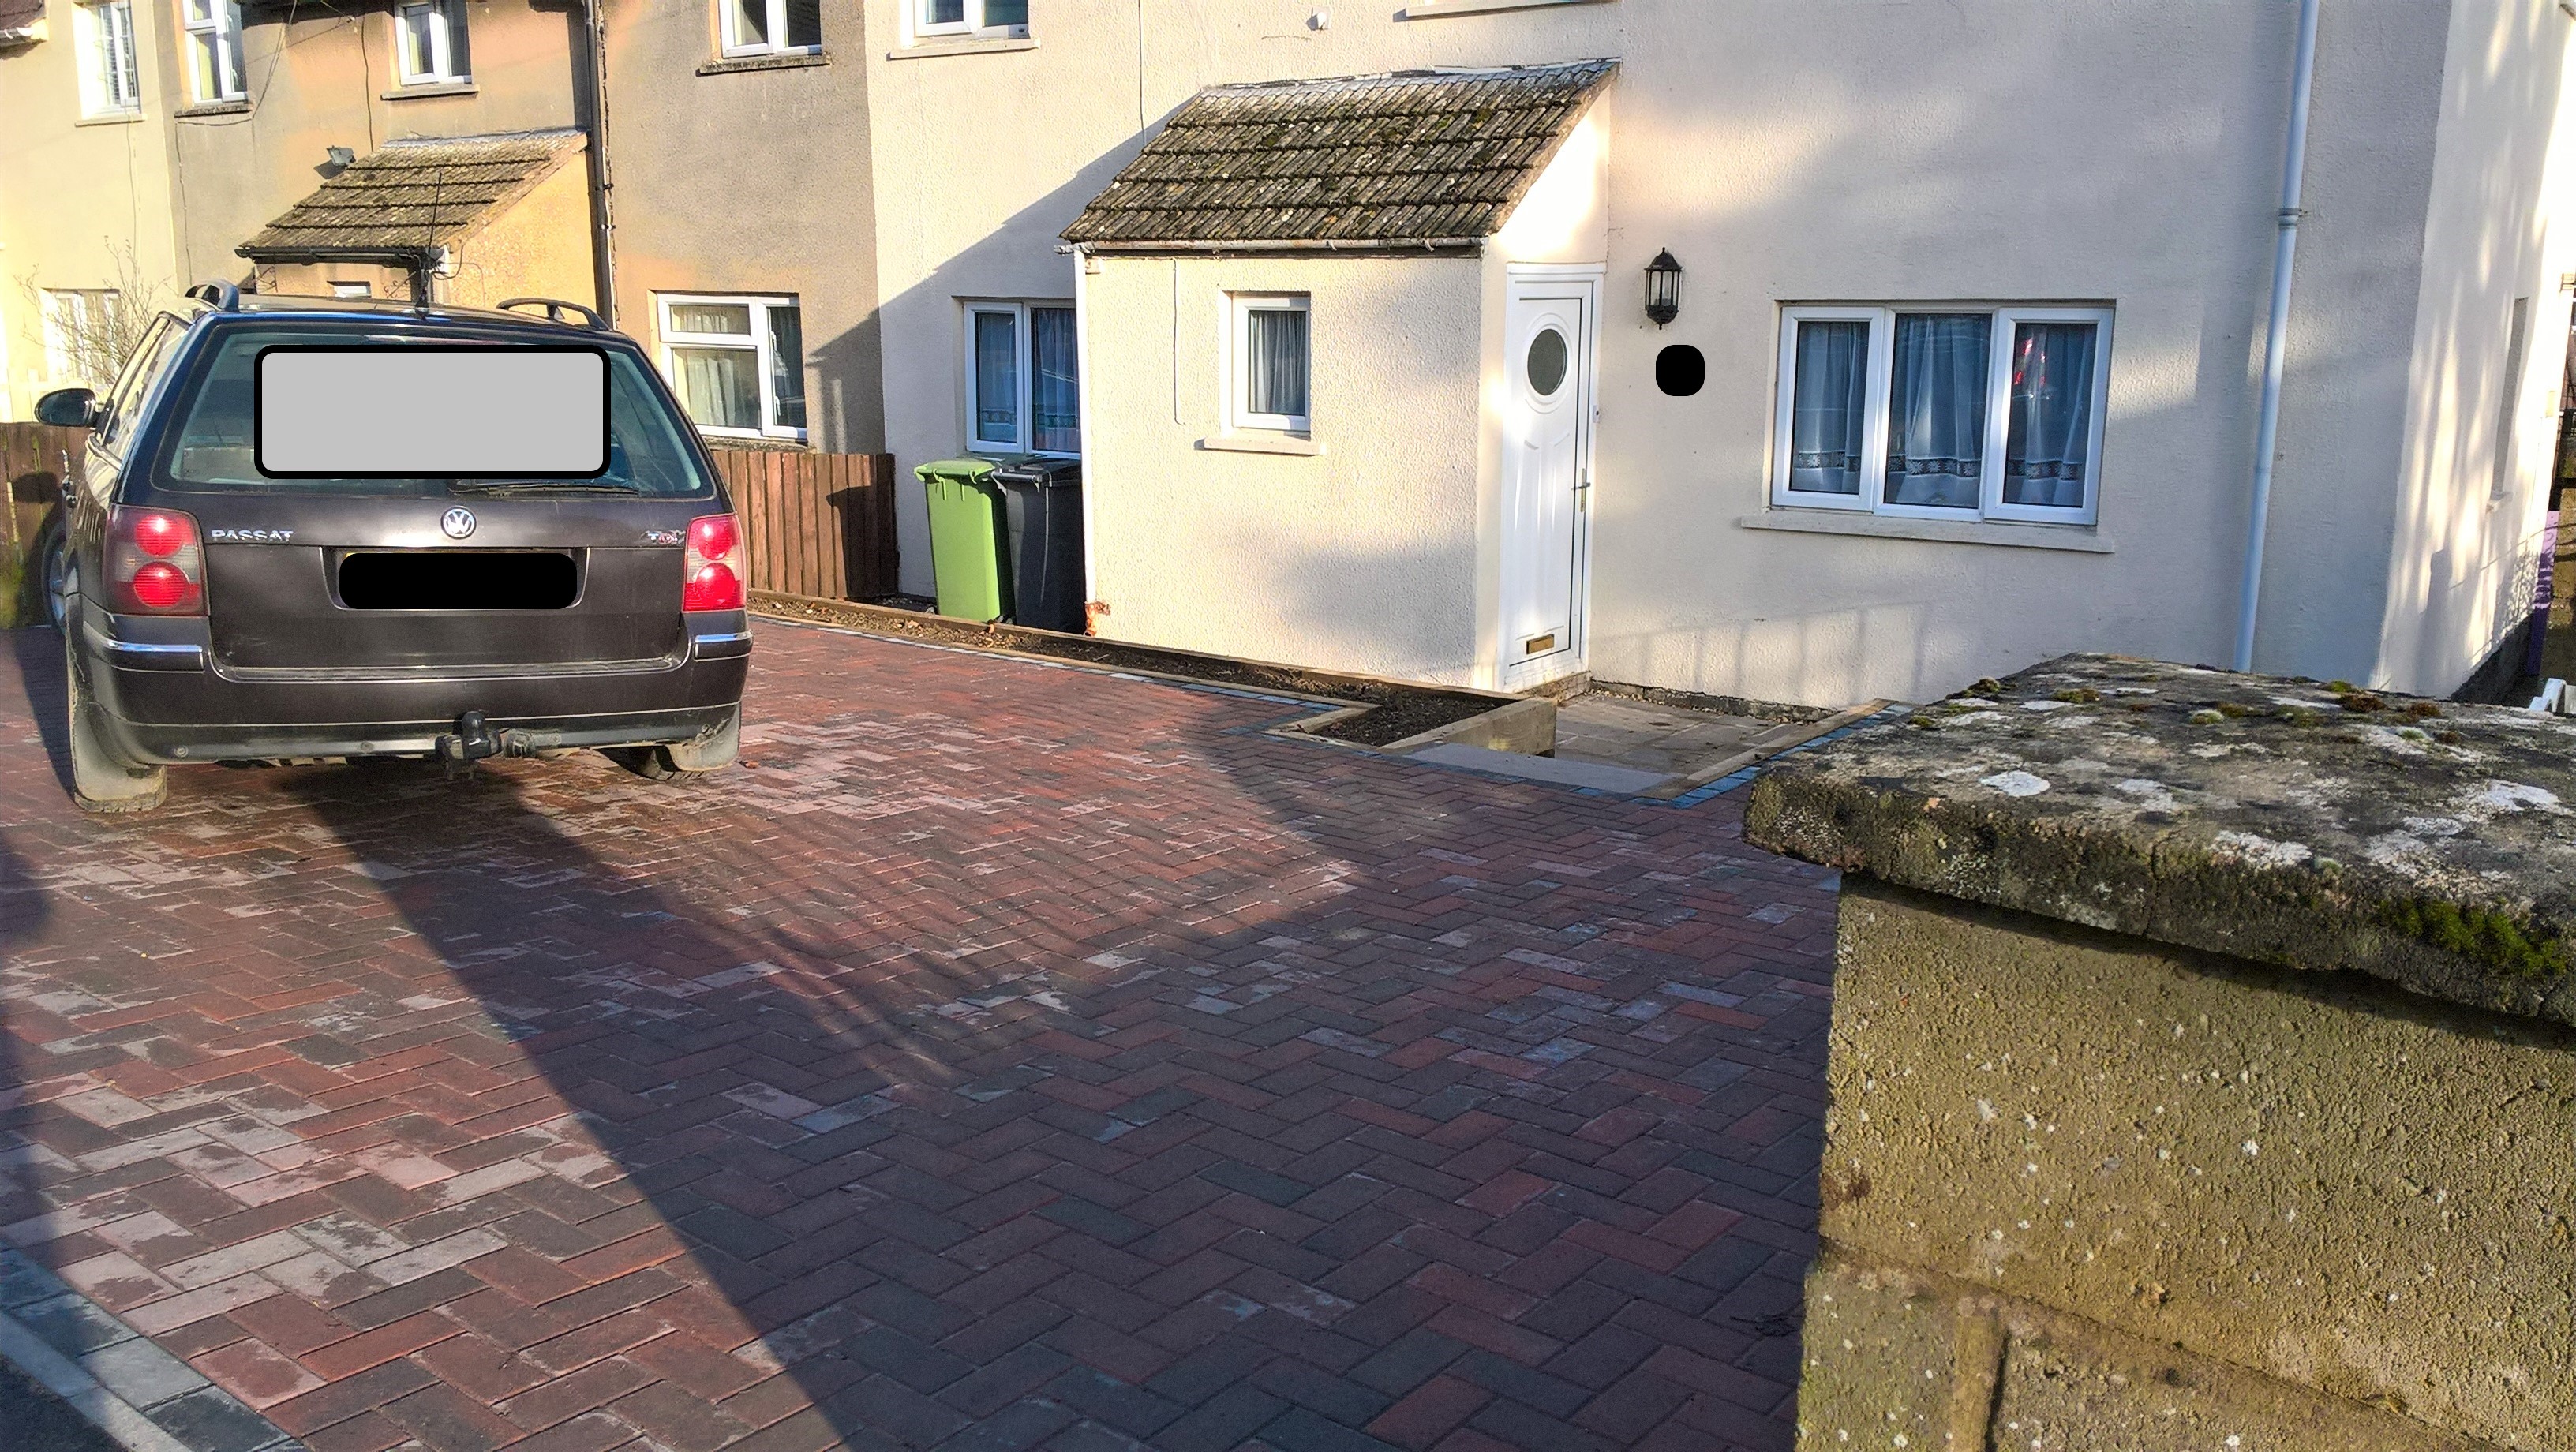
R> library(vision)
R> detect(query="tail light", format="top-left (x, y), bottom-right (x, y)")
top-left (106, 507), bottom-right (205, 616)
top-left (682, 513), bottom-right (745, 612)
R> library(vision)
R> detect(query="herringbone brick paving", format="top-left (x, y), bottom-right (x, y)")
top-left (0, 622), bottom-right (1837, 1452)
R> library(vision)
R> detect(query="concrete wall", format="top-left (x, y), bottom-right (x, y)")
top-left (0, 0), bottom-right (187, 416)
top-left (167, 4), bottom-right (585, 295)
top-left (604, 1), bottom-right (882, 453)
top-left (2372, 0), bottom-right (2576, 696)
top-left (1083, 253), bottom-right (1488, 683)
top-left (1803, 877), bottom-right (2574, 1450)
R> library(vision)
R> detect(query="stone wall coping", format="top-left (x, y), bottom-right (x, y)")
top-left (1745, 653), bottom-right (2576, 1024)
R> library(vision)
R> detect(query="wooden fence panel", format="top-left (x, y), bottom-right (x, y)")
top-left (706, 447), bottom-right (899, 602)
top-left (0, 422), bottom-right (84, 551)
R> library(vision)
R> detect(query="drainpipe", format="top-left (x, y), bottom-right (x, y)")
top-left (578, 0), bottom-right (619, 327)
top-left (2233, 0), bottom-right (2323, 672)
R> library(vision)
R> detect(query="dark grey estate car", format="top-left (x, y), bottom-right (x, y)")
top-left (33, 286), bottom-right (750, 814)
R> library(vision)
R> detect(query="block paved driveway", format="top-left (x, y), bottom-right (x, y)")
top-left (0, 620), bottom-right (1837, 1452)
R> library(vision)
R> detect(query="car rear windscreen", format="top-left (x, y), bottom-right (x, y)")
top-left (156, 325), bottom-right (717, 497)
top-left (256, 346), bottom-right (608, 478)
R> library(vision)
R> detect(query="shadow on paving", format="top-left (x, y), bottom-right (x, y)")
top-left (268, 684), bottom-right (1826, 1451)
top-left (0, 621), bottom-right (1830, 1452)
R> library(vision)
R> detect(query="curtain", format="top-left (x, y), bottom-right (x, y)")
top-left (671, 302), bottom-right (749, 337)
top-left (766, 305), bottom-right (806, 431)
top-left (672, 346), bottom-right (758, 432)
top-left (1884, 313), bottom-right (1990, 508)
top-left (733, 0), bottom-right (769, 45)
top-left (1245, 307), bottom-right (1309, 422)
top-left (1032, 306), bottom-right (1080, 453)
top-left (974, 311), bottom-right (1019, 443)
top-left (920, 0), bottom-right (964, 24)
top-left (1788, 319), bottom-right (1868, 495)
top-left (2001, 322), bottom-right (2097, 508)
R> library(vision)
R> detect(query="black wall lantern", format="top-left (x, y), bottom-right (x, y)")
top-left (1644, 249), bottom-right (1683, 327)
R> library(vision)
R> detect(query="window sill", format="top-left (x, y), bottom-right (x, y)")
top-left (383, 80), bottom-right (477, 99)
top-left (75, 110), bottom-right (145, 127)
top-left (889, 35), bottom-right (1038, 60)
top-left (1199, 433), bottom-right (1320, 457)
top-left (698, 50), bottom-right (829, 76)
top-left (1735, 510), bottom-right (2113, 554)
top-left (1400, 0), bottom-right (1613, 16)
top-left (174, 99), bottom-right (250, 118)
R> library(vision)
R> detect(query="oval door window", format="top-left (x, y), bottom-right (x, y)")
top-left (1526, 327), bottom-right (1570, 397)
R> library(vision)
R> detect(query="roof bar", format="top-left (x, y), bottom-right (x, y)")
top-left (495, 297), bottom-right (608, 329)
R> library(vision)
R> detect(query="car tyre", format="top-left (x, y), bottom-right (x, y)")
top-left (36, 515), bottom-right (69, 633)
top-left (65, 629), bottom-right (167, 814)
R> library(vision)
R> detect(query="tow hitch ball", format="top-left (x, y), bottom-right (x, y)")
top-left (436, 711), bottom-right (501, 767)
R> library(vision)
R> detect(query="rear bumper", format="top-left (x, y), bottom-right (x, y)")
top-left (78, 608), bottom-right (750, 764)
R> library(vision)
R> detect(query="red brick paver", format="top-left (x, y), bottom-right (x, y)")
top-left (0, 623), bottom-right (1835, 1451)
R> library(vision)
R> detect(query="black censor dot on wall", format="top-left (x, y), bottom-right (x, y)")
top-left (1657, 344), bottom-right (1705, 396)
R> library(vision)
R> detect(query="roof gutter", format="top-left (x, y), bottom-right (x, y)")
top-left (1065, 238), bottom-right (1485, 257)
top-left (235, 243), bottom-right (446, 304)
top-left (2233, 0), bottom-right (2321, 672)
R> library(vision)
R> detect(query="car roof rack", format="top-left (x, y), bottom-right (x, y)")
top-left (183, 280), bottom-right (242, 312)
top-left (495, 297), bottom-right (608, 330)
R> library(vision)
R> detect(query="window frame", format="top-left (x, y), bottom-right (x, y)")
top-left (393, 0), bottom-right (470, 84)
top-left (910, 0), bottom-right (1028, 41)
top-left (657, 293), bottom-right (807, 443)
top-left (1230, 293), bottom-right (1312, 437)
top-left (960, 300), bottom-right (1079, 458)
top-left (182, 0), bottom-right (246, 103)
top-left (78, 0), bottom-right (142, 117)
top-left (721, 0), bottom-right (821, 58)
top-left (41, 290), bottom-right (121, 383)
top-left (1769, 303), bottom-right (2112, 529)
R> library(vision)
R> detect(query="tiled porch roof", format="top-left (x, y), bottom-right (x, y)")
top-left (1062, 59), bottom-right (1616, 249)
top-left (238, 129), bottom-right (585, 260)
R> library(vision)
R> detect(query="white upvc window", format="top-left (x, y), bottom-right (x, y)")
top-left (77, 0), bottom-right (141, 116)
top-left (912, 0), bottom-right (1027, 40)
top-left (962, 301), bottom-right (1078, 455)
top-left (722, 0), bottom-right (820, 56)
top-left (395, 0), bottom-right (471, 84)
top-left (1230, 294), bottom-right (1312, 436)
top-left (183, 0), bottom-right (246, 103)
top-left (659, 294), bottom-right (807, 441)
top-left (1771, 304), bottom-right (2112, 527)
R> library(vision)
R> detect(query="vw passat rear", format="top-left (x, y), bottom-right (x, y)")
top-left (36, 290), bottom-right (750, 814)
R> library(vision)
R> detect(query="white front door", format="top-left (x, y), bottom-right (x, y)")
top-left (1500, 274), bottom-right (1596, 689)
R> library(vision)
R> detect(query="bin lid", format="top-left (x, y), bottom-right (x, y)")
top-left (991, 456), bottom-right (1083, 488)
top-left (914, 456), bottom-right (1005, 484)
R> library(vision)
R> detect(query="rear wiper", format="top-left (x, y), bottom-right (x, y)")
top-left (447, 479), bottom-right (642, 495)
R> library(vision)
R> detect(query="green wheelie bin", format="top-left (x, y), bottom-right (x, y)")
top-left (915, 457), bottom-right (1013, 622)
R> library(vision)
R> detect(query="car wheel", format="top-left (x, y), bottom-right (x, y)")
top-left (37, 518), bottom-right (69, 633)
top-left (603, 745), bottom-right (682, 781)
top-left (64, 627), bottom-right (166, 814)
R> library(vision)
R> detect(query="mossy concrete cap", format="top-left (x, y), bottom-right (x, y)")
top-left (1744, 653), bottom-right (2576, 1024)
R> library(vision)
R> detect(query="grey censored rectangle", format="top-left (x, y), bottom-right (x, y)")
top-left (254, 346), bottom-right (609, 478)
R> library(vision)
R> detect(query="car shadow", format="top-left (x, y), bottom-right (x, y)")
top-left (6, 627), bottom-right (75, 798)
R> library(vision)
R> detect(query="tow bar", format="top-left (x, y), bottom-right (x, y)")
top-left (435, 710), bottom-right (501, 768)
